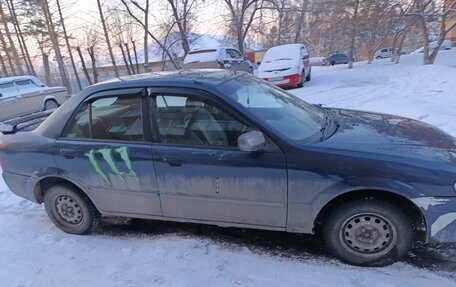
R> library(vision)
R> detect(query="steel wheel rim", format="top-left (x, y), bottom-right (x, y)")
top-left (339, 212), bottom-right (397, 257)
top-left (55, 195), bottom-right (83, 224)
top-left (45, 101), bottom-right (58, 110)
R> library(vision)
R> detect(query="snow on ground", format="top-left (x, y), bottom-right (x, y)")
top-left (290, 49), bottom-right (456, 137)
top-left (1, 51), bottom-right (456, 287)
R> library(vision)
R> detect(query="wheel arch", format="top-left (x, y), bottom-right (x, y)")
top-left (314, 189), bottom-right (427, 243)
top-left (33, 176), bottom-right (101, 213)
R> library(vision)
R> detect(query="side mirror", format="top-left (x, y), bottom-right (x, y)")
top-left (243, 56), bottom-right (248, 61)
top-left (238, 130), bottom-right (265, 152)
top-left (223, 63), bottom-right (232, 69)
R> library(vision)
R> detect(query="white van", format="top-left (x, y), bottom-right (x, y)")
top-left (183, 47), bottom-right (253, 73)
top-left (0, 76), bottom-right (68, 121)
top-left (257, 43), bottom-right (311, 88)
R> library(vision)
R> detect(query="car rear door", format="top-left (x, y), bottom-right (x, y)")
top-left (54, 88), bottom-right (162, 217)
top-left (149, 89), bottom-right (288, 227)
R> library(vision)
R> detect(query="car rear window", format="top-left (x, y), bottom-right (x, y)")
top-left (62, 96), bottom-right (144, 142)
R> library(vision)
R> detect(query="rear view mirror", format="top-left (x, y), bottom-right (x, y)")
top-left (238, 131), bottom-right (265, 152)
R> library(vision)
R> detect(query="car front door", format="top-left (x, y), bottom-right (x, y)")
top-left (54, 88), bottom-right (162, 217)
top-left (150, 89), bottom-right (287, 227)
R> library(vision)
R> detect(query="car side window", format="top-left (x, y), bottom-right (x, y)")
top-left (0, 82), bottom-right (18, 94)
top-left (15, 79), bottom-right (39, 91)
top-left (226, 49), bottom-right (242, 59)
top-left (63, 96), bottom-right (144, 141)
top-left (154, 94), bottom-right (249, 147)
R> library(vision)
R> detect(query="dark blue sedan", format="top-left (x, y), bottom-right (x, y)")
top-left (1, 70), bottom-right (455, 266)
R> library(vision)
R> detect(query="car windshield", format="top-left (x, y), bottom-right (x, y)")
top-left (219, 76), bottom-right (324, 141)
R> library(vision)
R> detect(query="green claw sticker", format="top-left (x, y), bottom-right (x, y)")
top-left (85, 147), bottom-right (137, 186)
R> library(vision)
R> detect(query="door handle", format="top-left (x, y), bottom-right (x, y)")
top-left (60, 149), bottom-right (76, 159)
top-left (162, 155), bottom-right (185, 167)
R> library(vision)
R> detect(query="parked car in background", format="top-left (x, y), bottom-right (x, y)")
top-left (310, 56), bottom-right (327, 66)
top-left (183, 47), bottom-right (253, 73)
top-left (327, 53), bottom-right (349, 65)
top-left (0, 75), bottom-right (68, 122)
top-left (411, 40), bottom-right (453, 54)
top-left (1, 70), bottom-right (456, 267)
top-left (257, 43), bottom-right (311, 88)
top-left (374, 47), bottom-right (394, 59)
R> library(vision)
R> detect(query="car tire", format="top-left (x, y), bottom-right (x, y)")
top-left (376, 56), bottom-right (382, 59)
top-left (44, 99), bottom-right (59, 110)
top-left (44, 184), bottom-right (100, 235)
top-left (323, 199), bottom-right (413, 266)
top-left (248, 67), bottom-right (254, 74)
top-left (330, 61), bottom-right (335, 65)
top-left (306, 69), bottom-right (311, 82)
top-left (297, 73), bottom-right (305, 88)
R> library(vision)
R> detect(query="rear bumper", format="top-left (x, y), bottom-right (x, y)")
top-left (413, 196), bottom-right (456, 243)
top-left (2, 171), bottom-right (40, 203)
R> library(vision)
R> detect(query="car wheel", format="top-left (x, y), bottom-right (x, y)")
top-left (376, 56), bottom-right (382, 59)
top-left (297, 73), bottom-right (305, 88)
top-left (305, 69), bottom-right (311, 82)
top-left (323, 199), bottom-right (412, 266)
top-left (44, 99), bottom-right (59, 110)
top-left (248, 67), bottom-right (253, 74)
top-left (330, 61), bottom-right (335, 65)
top-left (44, 184), bottom-right (100, 235)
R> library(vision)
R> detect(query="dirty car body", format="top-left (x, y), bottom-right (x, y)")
top-left (1, 70), bottom-right (455, 266)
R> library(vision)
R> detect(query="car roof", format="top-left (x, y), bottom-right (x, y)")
top-left (93, 69), bottom-right (241, 89)
top-left (0, 75), bottom-right (40, 84)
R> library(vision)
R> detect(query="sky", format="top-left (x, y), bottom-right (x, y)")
top-left (63, 0), bottom-right (225, 39)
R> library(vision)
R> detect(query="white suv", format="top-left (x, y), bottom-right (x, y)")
top-left (374, 47), bottom-right (394, 59)
top-left (183, 47), bottom-right (253, 73)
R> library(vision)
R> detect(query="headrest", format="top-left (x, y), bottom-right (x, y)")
top-left (186, 98), bottom-right (204, 107)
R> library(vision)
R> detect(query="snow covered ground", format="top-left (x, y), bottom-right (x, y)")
top-left (290, 49), bottom-right (456, 137)
top-left (1, 51), bottom-right (456, 287)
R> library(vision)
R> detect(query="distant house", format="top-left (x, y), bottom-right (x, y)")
top-left (445, 0), bottom-right (456, 44)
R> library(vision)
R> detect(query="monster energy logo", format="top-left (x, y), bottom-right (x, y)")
top-left (85, 147), bottom-right (137, 186)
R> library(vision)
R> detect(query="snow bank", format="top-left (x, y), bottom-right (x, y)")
top-left (291, 50), bottom-right (456, 136)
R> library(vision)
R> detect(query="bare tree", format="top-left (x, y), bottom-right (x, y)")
top-left (76, 46), bottom-right (92, 85)
top-left (56, 0), bottom-right (82, 91)
top-left (223, 0), bottom-right (264, 53)
top-left (143, 0), bottom-right (150, 72)
top-left (166, 0), bottom-right (200, 55)
top-left (120, 0), bottom-right (181, 69)
top-left (406, 0), bottom-right (456, 64)
top-left (97, 0), bottom-right (120, 77)
top-left (357, 1), bottom-right (396, 64)
top-left (6, 0), bottom-right (35, 75)
top-left (295, 0), bottom-right (308, 43)
top-left (347, 0), bottom-right (360, 69)
top-left (40, 0), bottom-right (71, 91)
top-left (0, 25), bottom-right (15, 75)
top-left (0, 1), bottom-right (22, 75)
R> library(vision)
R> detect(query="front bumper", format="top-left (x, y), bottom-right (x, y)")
top-left (2, 171), bottom-right (40, 203)
top-left (261, 73), bottom-right (302, 87)
top-left (413, 196), bottom-right (456, 243)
